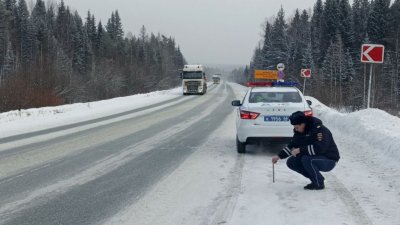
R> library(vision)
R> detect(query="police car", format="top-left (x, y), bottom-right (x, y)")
top-left (231, 81), bottom-right (313, 153)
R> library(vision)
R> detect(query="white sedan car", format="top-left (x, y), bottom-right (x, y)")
top-left (231, 82), bottom-right (313, 153)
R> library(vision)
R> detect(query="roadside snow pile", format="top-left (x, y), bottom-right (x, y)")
top-left (0, 103), bottom-right (93, 123)
top-left (0, 87), bottom-right (182, 124)
top-left (228, 82), bottom-right (248, 99)
top-left (0, 87), bottom-right (182, 138)
top-left (307, 96), bottom-right (400, 160)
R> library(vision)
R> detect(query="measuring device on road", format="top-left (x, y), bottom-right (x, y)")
top-left (273, 163), bottom-right (275, 183)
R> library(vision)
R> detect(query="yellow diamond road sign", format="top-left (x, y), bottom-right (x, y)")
top-left (255, 70), bottom-right (278, 80)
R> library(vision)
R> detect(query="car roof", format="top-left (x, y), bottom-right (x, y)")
top-left (250, 87), bottom-right (300, 93)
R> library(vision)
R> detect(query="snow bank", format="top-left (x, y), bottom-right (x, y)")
top-left (0, 87), bottom-right (182, 138)
top-left (227, 82), bottom-right (248, 99)
top-left (0, 88), bottom-right (182, 123)
top-left (307, 96), bottom-right (400, 161)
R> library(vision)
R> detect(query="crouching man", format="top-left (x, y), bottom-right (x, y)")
top-left (271, 111), bottom-right (340, 190)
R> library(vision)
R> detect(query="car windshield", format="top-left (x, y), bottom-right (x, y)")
top-left (249, 91), bottom-right (302, 103)
top-left (182, 72), bottom-right (203, 79)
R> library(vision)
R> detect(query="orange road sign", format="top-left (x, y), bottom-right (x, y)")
top-left (255, 70), bottom-right (278, 80)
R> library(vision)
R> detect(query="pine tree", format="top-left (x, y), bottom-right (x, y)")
top-left (287, 9), bottom-right (310, 78)
top-left (114, 10), bottom-right (123, 40)
top-left (16, 0), bottom-right (34, 69)
top-left (0, 0), bottom-right (9, 78)
top-left (265, 7), bottom-right (288, 70)
top-left (302, 42), bottom-right (314, 69)
top-left (140, 25), bottom-right (148, 42)
top-left (251, 45), bottom-right (263, 76)
top-left (5, 0), bottom-right (17, 11)
top-left (311, 0), bottom-right (324, 65)
top-left (261, 22), bottom-right (273, 69)
top-left (85, 11), bottom-right (97, 46)
top-left (388, 0), bottom-right (400, 109)
top-left (338, 0), bottom-right (355, 51)
top-left (353, 0), bottom-right (371, 51)
top-left (55, 1), bottom-right (71, 50)
top-left (367, 0), bottom-right (391, 44)
top-left (2, 41), bottom-right (16, 77)
top-left (71, 11), bottom-right (84, 76)
top-left (321, 0), bottom-right (340, 57)
top-left (106, 12), bottom-right (115, 40)
top-left (287, 9), bottom-right (303, 75)
top-left (31, 0), bottom-right (49, 68)
top-left (46, 3), bottom-right (55, 34)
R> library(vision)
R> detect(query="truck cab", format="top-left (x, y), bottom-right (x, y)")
top-left (212, 74), bottom-right (221, 84)
top-left (181, 65), bottom-right (208, 95)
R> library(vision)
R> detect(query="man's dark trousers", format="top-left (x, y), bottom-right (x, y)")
top-left (286, 155), bottom-right (337, 187)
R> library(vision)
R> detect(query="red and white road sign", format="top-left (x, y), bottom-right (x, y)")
top-left (301, 69), bottom-right (311, 78)
top-left (361, 44), bottom-right (385, 63)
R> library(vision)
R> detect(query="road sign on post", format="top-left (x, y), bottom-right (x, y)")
top-left (276, 63), bottom-right (285, 81)
top-left (254, 70), bottom-right (278, 80)
top-left (300, 69), bottom-right (311, 94)
top-left (277, 63), bottom-right (285, 71)
top-left (361, 44), bottom-right (385, 63)
top-left (361, 44), bottom-right (385, 109)
top-left (301, 69), bottom-right (311, 78)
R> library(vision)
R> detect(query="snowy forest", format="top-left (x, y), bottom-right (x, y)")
top-left (0, 0), bottom-right (186, 112)
top-left (232, 0), bottom-right (400, 114)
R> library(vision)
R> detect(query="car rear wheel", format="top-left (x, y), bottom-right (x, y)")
top-left (236, 136), bottom-right (246, 154)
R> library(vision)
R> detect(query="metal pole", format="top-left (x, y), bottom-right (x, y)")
top-left (367, 64), bottom-right (373, 109)
top-left (363, 63), bottom-right (366, 108)
top-left (303, 77), bottom-right (306, 94)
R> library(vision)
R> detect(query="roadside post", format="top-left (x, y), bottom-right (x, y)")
top-left (361, 44), bottom-right (385, 108)
top-left (277, 63), bottom-right (285, 82)
top-left (300, 69), bottom-right (312, 94)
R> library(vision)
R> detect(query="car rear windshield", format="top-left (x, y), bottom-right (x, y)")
top-left (249, 91), bottom-right (302, 103)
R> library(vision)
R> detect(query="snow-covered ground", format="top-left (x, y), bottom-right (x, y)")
top-left (0, 87), bottom-right (183, 139)
top-left (1, 82), bottom-right (400, 225)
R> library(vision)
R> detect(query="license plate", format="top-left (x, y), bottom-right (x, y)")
top-left (264, 116), bottom-right (289, 122)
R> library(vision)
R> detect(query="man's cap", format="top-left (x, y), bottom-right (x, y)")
top-left (289, 111), bottom-right (307, 125)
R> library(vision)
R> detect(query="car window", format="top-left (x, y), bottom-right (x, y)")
top-left (248, 91), bottom-right (302, 103)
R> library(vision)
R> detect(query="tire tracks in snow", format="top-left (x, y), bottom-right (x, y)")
top-left (201, 84), bottom-right (247, 225)
top-left (207, 154), bottom-right (245, 225)
top-left (327, 127), bottom-right (400, 225)
top-left (327, 173), bottom-right (373, 225)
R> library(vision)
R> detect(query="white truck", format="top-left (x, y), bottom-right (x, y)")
top-left (181, 65), bottom-right (208, 95)
top-left (212, 74), bottom-right (221, 84)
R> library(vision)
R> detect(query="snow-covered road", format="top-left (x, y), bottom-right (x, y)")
top-left (0, 82), bottom-right (399, 225)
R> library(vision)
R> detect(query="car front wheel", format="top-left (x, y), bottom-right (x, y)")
top-left (236, 136), bottom-right (246, 154)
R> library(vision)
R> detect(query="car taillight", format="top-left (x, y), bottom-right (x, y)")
top-left (304, 110), bottom-right (313, 117)
top-left (240, 110), bottom-right (260, 120)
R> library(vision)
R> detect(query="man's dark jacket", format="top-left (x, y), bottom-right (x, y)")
top-left (278, 117), bottom-right (340, 161)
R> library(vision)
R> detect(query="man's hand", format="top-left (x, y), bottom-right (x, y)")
top-left (272, 155), bottom-right (280, 164)
top-left (291, 148), bottom-right (300, 157)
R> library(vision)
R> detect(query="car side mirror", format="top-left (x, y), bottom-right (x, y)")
top-left (180, 72), bottom-right (183, 79)
top-left (232, 100), bottom-right (242, 107)
top-left (307, 100), bottom-right (312, 106)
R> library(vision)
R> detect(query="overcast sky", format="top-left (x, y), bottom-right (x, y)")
top-left (62, 0), bottom-right (319, 66)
